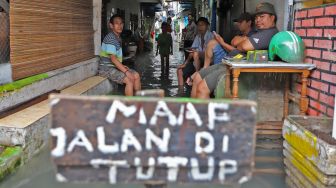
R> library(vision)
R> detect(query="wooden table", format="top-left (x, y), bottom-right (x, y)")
top-left (223, 60), bottom-right (316, 116)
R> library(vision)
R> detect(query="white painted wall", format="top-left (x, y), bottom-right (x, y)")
top-left (106, 0), bottom-right (141, 31)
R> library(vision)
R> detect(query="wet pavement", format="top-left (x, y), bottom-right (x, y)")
top-left (0, 42), bottom-right (287, 188)
top-left (0, 142), bottom-right (286, 188)
top-left (111, 42), bottom-right (189, 97)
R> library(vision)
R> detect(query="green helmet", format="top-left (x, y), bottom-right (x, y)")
top-left (268, 31), bottom-right (305, 63)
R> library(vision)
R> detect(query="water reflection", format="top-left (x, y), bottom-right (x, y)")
top-left (0, 147), bottom-right (286, 188)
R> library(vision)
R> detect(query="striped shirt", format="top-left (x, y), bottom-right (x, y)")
top-left (100, 32), bottom-right (123, 66)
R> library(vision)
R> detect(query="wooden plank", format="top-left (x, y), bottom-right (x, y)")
top-left (253, 168), bottom-right (284, 175)
top-left (256, 121), bottom-right (282, 130)
top-left (284, 158), bottom-right (333, 188)
top-left (284, 142), bottom-right (336, 185)
top-left (257, 130), bottom-right (282, 135)
top-left (50, 95), bottom-right (257, 184)
top-left (286, 177), bottom-right (300, 188)
top-left (255, 156), bottom-right (283, 163)
top-left (283, 116), bottom-right (336, 175)
top-left (256, 143), bottom-right (283, 150)
top-left (285, 167), bottom-right (315, 188)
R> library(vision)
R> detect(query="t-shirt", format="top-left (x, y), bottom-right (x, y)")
top-left (248, 27), bottom-right (279, 50)
top-left (184, 22), bottom-right (197, 41)
top-left (167, 23), bottom-right (172, 33)
top-left (191, 30), bottom-right (214, 52)
top-left (100, 32), bottom-right (123, 66)
top-left (157, 33), bottom-right (172, 55)
top-left (227, 28), bottom-right (277, 57)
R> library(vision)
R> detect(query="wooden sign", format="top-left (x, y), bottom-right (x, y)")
top-left (49, 95), bottom-right (257, 184)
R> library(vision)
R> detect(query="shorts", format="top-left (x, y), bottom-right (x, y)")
top-left (199, 64), bottom-right (227, 92)
top-left (98, 64), bottom-right (135, 84)
top-left (182, 62), bottom-right (196, 80)
top-left (213, 43), bottom-right (228, 65)
top-left (184, 40), bottom-right (193, 48)
top-left (182, 52), bottom-right (205, 80)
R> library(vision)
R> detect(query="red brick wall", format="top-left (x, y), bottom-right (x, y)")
top-left (294, 3), bottom-right (336, 117)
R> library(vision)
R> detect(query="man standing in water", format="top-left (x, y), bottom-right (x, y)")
top-left (99, 14), bottom-right (141, 96)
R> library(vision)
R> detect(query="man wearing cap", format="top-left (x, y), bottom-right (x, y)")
top-left (192, 2), bottom-right (278, 98)
top-left (177, 17), bottom-right (214, 86)
top-left (204, 12), bottom-right (256, 69)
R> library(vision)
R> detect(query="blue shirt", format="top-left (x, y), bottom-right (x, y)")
top-left (191, 30), bottom-right (214, 52)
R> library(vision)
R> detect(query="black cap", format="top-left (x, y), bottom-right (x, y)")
top-left (196, 17), bottom-right (210, 25)
top-left (233, 12), bottom-right (253, 23)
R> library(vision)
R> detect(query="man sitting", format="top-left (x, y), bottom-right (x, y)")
top-left (189, 12), bottom-right (255, 97)
top-left (177, 17), bottom-right (213, 86)
top-left (204, 12), bottom-right (255, 68)
top-left (99, 14), bottom-right (141, 96)
top-left (191, 2), bottom-right (279, 99)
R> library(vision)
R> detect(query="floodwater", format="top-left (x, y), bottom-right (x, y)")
top-left (111, 42), bottom-right (189, 97)
top-left (0, 42), bottom-right (287, 188)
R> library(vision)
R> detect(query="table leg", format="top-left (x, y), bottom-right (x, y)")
top-left (283, 74), bottom-right (289, 118)
top-left (300, 70), bottom-right (310, 115)
top-left (232, 69), bottom-right (240, 99)
top-left (224, 66), bottom-right (231, 98)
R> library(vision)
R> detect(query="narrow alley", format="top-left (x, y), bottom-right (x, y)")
top-left (111, 42), bottom-right (189, 97)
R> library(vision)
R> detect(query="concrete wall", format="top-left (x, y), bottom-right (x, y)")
top-left (106, 0), bottom-right (141, 31)
top-left (217, 0), bottom-right (289, 41)
top-left (93, 0), bottom-right (102, 55)
top-left (230, 0), bottom-right (288, 31)
top-left (0, 58), bottom-right (99, 113)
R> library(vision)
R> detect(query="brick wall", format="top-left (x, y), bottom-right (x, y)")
top-left (294, 3), bottom-right (336, 117)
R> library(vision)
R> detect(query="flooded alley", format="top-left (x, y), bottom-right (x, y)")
top-left (110, 42), bottom-right (189, 97)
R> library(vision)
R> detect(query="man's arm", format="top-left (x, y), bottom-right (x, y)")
top-left (236, 39), bottom-right (255, 52)
top-left (214, 33), bottom-right (236, 52)
top-left (231, 36), bottom-right (248, 47)
top-left (178, 52), bottom-right (193, 69)
top-left (110, 54), bottom-right (128, 73)
top-left (215, 32), bottom-right (255, 53)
